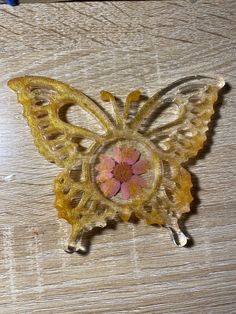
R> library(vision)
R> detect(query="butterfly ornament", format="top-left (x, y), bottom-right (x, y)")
top-left (8, 75), bottom-right (224, 252)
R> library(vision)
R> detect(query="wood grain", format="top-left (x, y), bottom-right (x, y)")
top-left (0, 0), bottom-right (71, 3)
top-left (0, 1), bottom-right (236, 313)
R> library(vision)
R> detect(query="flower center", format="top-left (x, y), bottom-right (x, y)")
top-left (113, 162), bottom-right (132, 182)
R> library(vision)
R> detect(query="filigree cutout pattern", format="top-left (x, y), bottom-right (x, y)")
top-left (8, 75), bottom-right (225, 252)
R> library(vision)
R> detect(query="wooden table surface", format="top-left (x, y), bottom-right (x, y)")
top-left (0, 1), bottom-right (236, 313)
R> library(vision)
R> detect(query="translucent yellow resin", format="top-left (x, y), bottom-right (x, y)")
top-left (8, 75), bottom-right (225, 252)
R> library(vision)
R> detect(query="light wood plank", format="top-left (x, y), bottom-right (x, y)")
top-left (0, 1), bottom-right (236, 313)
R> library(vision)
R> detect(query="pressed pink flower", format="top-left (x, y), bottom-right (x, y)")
top-left (96, 146), bottom-right (149, 200)
top-left (100, 178), bottom-right (120, 198)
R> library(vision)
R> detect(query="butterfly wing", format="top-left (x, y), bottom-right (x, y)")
top-left (129, 75), bottom-right (225, 163)
top-left (129, 76), bottom-right (224, 240)
top-left (8, 76), bottom-right (114, 167)
top-left (9, 76), bottom-right (118, 251)
top-left (54, 164), bottom-right (117, 251)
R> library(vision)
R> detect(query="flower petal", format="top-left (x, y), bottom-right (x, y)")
top-left (113, 146), bottom-right (122, 163)
top-left (132, 160), bottom-right (149, 175)
top-left (131, 175), bottom-right (147, 187)
top-left (126, 175), bottom-right (146, 197)
top-left (100, 178), bottom-right (120, 198)
top-left (96, 171), bottom-right (113, 183)
top-left (121, 147), bottom-right (140, 165)
top-left (95, 154), bottom-right (115, 172)
top-left (121, 182), bottom-right (130, 200)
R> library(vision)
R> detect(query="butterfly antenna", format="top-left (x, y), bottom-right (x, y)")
top-left (124, 90), bottom-right (141, 120)
top-left (100, 90), bottom-right (124, 128)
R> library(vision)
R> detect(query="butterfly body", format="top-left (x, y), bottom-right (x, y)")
top-left (8, 75), bottom-right (224, 252)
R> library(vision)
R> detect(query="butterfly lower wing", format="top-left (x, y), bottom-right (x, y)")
top-left (129, 75), bottom-right (225, 163)
top-left (8, 76), bottom-right (113, 167)
top-left (54, 166), bottom-right (117, 251)
top-left (136, 162), bottom-right (192, 224)
top-left (134, 162), bottom-right (192, 246)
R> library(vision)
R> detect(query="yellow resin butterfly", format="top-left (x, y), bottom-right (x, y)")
top-left (8, 75), bottom-right (224, 252)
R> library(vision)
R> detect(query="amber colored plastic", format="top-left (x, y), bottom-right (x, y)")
top-left (8, 75), bottom-right (225, 252)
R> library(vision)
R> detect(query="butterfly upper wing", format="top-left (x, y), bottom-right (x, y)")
top-left (129, 75), bottom-right (225, 163)
top-left (8, 76), bottom-right (114, 167)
